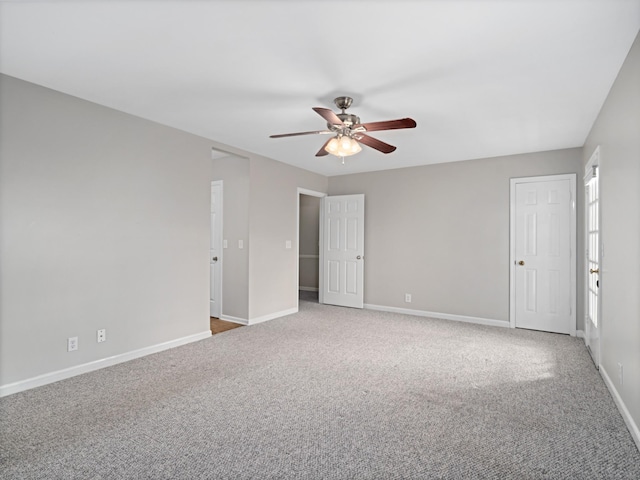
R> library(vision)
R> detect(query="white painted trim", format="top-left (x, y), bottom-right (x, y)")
top-left (296, 188), bottom-right (326, 311)
top-left (248, 307), bottom-right (298, 325)
top-left (584, 146), bottom-right (600, 179)
top-left (600, 366), bottom-right (640, 452)
top-left (298, 188), bottom-right (326, 197)
top-left (211, 149), bottom-right (231, 160)
top-left (509, 174), bottom-right (577, 336)
top-left (364, 304), bottom-right (509, 329)
top-left (509, 180), bottom-right (516, 329)
top-left (584, 146), bottom-right (602, 368)
top-left (576, 330), bottom-right (585, 339)
top-left (218, 315), bottom-right (248, 325)
top-left (211, 148), bottom-right (249, 160)
top-left (299, 254), bottom-right (319, 259)
top-left (319, 197), bottom-right (325, 305)
top-left (0, 330), bottom-right (212, 397)
top-left (299, 286), bottom-right (319, 292)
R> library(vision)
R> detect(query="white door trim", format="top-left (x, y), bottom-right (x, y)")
top-left (211, 180), bottom-right (223, 318)
top-left (509, 174), bottom-right (577, 335)
top-left (584, 146), bottom-right (601, 366)
top-left (296, 188), bottom-right (326, 308)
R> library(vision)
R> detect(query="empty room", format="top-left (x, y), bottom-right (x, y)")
top-left (1, 1), bottom-right (639, 478)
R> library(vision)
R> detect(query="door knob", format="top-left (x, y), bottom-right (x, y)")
top-left (590, 268), bottom-right (599, 274)
top-left (212, 256), bottom-right (218, 262)
top-left (518, 260), bottom-right (525, 266)
top-left (357, 255), bottom-right (362, 260)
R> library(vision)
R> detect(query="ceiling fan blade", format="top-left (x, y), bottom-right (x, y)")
top-left (312, 107), bottom-right (344, 126)
top-left (270, 130), bottom-right (333, 138)
top-left (315, 138), bottom-right (332, 157)
top-left (356, 134), bottom-right (397, 154)
top-left (353, 118), bottom-right (417, 132)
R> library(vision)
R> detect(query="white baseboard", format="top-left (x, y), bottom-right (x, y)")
top-left (219, 315), bottom-right (248, 325)
top-left (363, 304), bottom-right (509, 329)
top-left (600, 366), bottom-right (640, 452)
top-left (248, 307), bottom-right (298, 325)
top-left (299, 286), bottom-right (319, 292)
top-left (576, 329), bottom-right (585, 339)
top-left (0, 330), bottom-right (212, 398)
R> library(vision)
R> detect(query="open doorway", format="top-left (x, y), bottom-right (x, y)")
top-left (297, 189), bottom-right (325, 306)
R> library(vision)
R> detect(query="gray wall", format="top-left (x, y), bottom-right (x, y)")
top-left (0, 75), bottom-right (212, 386)
top-left (583, 32), bottom-right (640, 431)
top-left (211, 155), bottom-right (250, 320)
top-left (248, 157), bottom-right (327, 320)
top-left (211, 153), bottom-right (327, 322)
top-left (328, 148), bottom-right (584, 324)
top-left (299, 195), bottom-right (321, 290)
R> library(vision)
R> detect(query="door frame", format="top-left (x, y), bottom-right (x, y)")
top-left (584, 146), bottom-right (601, 366)
top-left (211, 180), bottom-right (223, 318)
top-left (509, 174), bottom-right (577, 335)
top-left (296, 188), bottom-right (326, 308)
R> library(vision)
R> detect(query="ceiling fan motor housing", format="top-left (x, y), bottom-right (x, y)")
top-left (330, 96), bottom-right (360, 129)
top-left (330, 113), bottom-right (360, 129)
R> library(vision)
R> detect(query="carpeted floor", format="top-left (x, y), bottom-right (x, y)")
top-left (1, 293), bottom-right (639, 479)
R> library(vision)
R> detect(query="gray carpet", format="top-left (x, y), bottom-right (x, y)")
top-left (2, 293), bottom-right (639, 479)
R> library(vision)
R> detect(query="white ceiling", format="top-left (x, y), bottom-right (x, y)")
top-left (1, 1), bottom-right (639, 176)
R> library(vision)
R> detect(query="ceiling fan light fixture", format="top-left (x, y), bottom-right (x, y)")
top-left (325, 135), bottom-right (361, 157)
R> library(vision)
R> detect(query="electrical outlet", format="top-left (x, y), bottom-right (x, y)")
top-left (97, 329), bottom-right (106, 343)
top-left (618, 363), bottom-right (623, 386)
top-left (67, 337), bottom-right (78, 352)
top-left (405, 293), bottom-right (412, 303)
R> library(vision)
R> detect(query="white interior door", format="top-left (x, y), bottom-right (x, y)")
top-left (585, 157), bottom-right (601, 367)
top-left (320, 194), bottom-right (364, 308)
top-left (511, 176), bottom-right (575, 334)
top-left (210, 181), bottom-right (222, 318)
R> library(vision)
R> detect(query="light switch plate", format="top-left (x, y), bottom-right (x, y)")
top-left (223, 239), bottom-right (228, 248)
top-left (285, 240), bottom-right (292, 249)
top-left (238, 240), bottom-right (243, 249)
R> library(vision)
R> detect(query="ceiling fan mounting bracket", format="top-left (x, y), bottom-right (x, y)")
top-left (333, 96), bottom-right (353, 112)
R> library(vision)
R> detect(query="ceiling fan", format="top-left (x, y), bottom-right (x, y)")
top-left (270, 96), bottom-right (417, 160)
